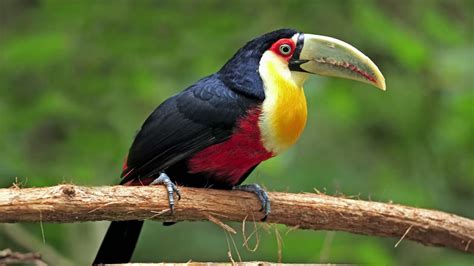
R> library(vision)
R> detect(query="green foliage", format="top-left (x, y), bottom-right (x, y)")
top-left (0, 0), bottom-right (472, 264)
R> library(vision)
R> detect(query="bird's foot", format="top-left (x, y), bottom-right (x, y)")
top-left (150, 172), bottom-right (181, 213)
top-left (232, 183), bottom-right (270, 221)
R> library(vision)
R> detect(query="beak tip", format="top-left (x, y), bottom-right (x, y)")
top-left (373, 72), bottom-right (386, 91)
top-left (378, 82), bottom-right (386, 91)
top-left (377, 77), bottom-right (386, 91)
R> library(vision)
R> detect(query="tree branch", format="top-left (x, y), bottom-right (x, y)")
top-left (0, 249), bottom-right (46, 266)
top-left (0, 185), bottom-right (472, 253)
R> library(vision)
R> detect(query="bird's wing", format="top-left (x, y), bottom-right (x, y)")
top-left (121, 75), bottom-right (259, 184)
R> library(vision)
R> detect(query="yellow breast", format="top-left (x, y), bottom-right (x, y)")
top-left (258, 52), bottom-right (308, 154)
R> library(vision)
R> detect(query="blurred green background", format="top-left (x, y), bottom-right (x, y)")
top-left (0, 0), bottom-right (472, 265)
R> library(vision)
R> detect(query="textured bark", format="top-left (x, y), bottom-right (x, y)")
top-left (0, 185), bottom-right (472, 253)
top-left (0, 249), bottom-right (46, 266)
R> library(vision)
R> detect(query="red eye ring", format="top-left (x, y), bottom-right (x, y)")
top-left (270, 38), bottom-right (296, 60)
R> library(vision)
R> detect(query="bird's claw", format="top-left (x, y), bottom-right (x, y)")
top-left (233, 184), bottom-right (270, 221)
top-left (150, 172), bottom-right (181, 213)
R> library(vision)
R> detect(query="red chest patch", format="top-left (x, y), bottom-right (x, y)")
top-left (187, 108), bottom-right (273, 185)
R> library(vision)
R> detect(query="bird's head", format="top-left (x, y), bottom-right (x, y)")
top-left (219, 28), bottom-right (385, 99)
top-left (219, 29), bottom-right (386, 153)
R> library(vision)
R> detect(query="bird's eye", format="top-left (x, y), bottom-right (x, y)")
top-left (279, 44), bottom-right (292, 55)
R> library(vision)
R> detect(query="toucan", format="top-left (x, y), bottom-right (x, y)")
top-left (93, 28), bottom-right (385, 264)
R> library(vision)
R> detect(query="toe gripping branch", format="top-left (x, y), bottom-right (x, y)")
top-left (233, 183), bottom-right (271, 221)
top-left (150, 172), bottom-right (181, 213)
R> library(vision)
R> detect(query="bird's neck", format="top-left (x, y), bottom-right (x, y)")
top-left (258, 51), bottom-right (309, 154)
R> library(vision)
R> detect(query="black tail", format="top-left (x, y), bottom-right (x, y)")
top-left (93, 220), bottom-right (144, 265)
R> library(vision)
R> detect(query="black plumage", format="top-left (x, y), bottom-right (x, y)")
top-left (122, 75), bottom-right (259, 187)
top-left (121, 29), bottom-right (298, 187)
top-left (94, 28), bottom-right (298, 264)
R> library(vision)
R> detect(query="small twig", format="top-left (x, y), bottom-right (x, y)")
top-left (224, 232), bottom-right (235, 264)
top-left (285, 225), bottom-right (300, 236)
top-left (319, 231), bottom-right (335, 261)
top-left (88, 202), bottom-right (118, 213)
top-left (465, 240), bottom-right (472, 252)
top-left (228, 230), bottom-right (242, 262)
top-left (39, 211), bottom-right (46, 245)
top-left (242, 215), bottom-right (260, 252)
top-left (205, 213), bottom-right (236, 234)
top-left (395, 225), bottom-right (413, 248)
top-left (147, 209), bottom-right (171, 220)
top-left (274, 226), bottom-right (283, 263)
top-left (0, 249), bottom-right (46, 266)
